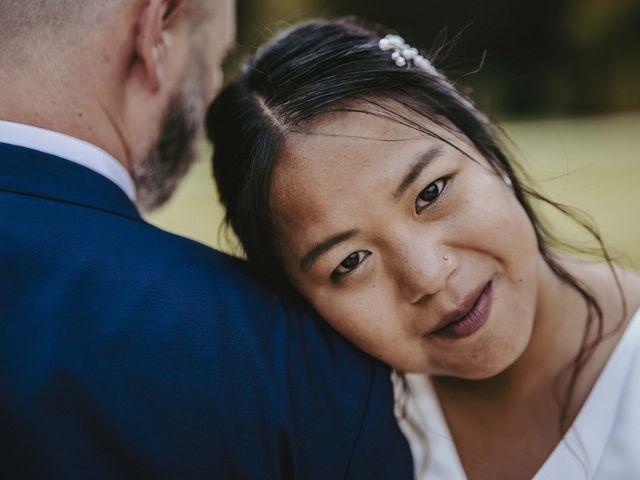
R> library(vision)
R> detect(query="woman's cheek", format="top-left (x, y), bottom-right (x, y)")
top-left (313, 287), bottom-right (393, 355)
top-left (457, 175), bottom-right (535, 258)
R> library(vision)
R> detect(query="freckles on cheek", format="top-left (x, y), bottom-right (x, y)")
top-left (315, 292), bottom-right (390, 357)
top-left (467, 190), bottom-right (536, 256)
top-left (311, 291), bottom-right (361, 334)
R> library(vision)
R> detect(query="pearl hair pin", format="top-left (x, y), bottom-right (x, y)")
top-left (378, 32), bottom-right (491, 128)
top-left (378, 34), bottom-right (439, 76)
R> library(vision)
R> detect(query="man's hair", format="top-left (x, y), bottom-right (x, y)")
top-left (0, 1), bottom-right (119, 40)
top-left (0, 0), bottom-right (211, 65)
top-left (0, 1), bottom-right (125, 65)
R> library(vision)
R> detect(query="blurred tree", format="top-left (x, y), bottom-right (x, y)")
top-left (230, 0), bottom-right (640, 117)
top-left (560, 0), bottom-right (640, 113)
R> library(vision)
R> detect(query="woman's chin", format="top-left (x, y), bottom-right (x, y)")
top-left (389, 354), bottom-right (516, 380)
top-left (409, 334), bottom-right (530, 380)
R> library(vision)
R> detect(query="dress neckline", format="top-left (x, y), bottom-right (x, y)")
top-left (399, 305), bottom-right (640, 479)
top-left (534, 304), bottom-right (640, 478)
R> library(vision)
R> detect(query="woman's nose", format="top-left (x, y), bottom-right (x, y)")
top-left (393, 242), bottom-right (454, 304)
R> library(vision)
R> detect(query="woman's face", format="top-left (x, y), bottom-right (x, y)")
top-left (270, 104), bottom-right (543, 378)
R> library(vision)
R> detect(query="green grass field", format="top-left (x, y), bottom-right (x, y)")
top-left (147, 113), bottom-right (640, 269)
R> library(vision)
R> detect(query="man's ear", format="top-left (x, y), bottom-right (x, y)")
top-left (136, 0), bottom-right (188, 93)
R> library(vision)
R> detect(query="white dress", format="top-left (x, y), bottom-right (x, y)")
top-left (393, 306), bottom-right (640, 479)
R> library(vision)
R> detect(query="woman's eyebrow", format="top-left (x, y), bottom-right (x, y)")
top-left (393, 145), bottom-right (443, 199)
top-left (300, 229), bottom-right (359, 271)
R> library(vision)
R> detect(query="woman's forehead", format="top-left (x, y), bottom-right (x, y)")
top-left (293, 104), bottom-right (453, 141)
top-left (278, 110), bottom-right (474, 183)
top-left (277, 119), bottom-right (431, 193)
top-left (282, 100), bottom-right (476, 161)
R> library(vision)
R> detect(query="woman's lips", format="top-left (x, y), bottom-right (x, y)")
top-left (428, 281), bottom-right (493, 340)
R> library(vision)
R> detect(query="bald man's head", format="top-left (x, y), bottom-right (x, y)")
top-left (0, 0), bottom-right (235, 210)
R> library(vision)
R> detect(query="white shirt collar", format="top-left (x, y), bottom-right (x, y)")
top-left (0, 120), bottom-right (136, 202)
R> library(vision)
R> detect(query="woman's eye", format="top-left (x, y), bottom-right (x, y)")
top-left (332, 251), bottom-right (370, 279)
top-left (415, 178), bottom-right (447, 212)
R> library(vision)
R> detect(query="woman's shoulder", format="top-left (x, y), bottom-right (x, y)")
top-left (618, 266), bottom-right (640, 319)
top-left (599, 262), bottom-right (640, 323)
top-left (565, 258), bottom-right (640, 324)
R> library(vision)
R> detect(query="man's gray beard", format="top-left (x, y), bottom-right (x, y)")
top-left (132, 80), bottom-right (206, 212)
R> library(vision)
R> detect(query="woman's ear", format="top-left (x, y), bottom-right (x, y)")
top-left (135, 0), bottom-right (188, 93)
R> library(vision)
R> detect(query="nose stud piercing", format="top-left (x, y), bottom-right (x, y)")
top-left (503, 174), bottom-right (513, 187)
top-left (443, 255), bottom-right (449, 261)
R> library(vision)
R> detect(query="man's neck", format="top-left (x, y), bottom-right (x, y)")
top-left (0, 71), bottom-right (131, 174)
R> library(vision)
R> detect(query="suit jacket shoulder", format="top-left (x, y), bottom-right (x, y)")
top-left (0, 143), bottom-right (413, 479)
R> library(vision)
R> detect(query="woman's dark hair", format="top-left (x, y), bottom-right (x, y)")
top-left (206, 18), bottom-right (625, 433)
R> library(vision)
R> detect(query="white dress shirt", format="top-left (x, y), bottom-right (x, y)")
top-left (0, 120), bottom-right (136, 201)
top-left (394, 305), bottom-right (640, 479)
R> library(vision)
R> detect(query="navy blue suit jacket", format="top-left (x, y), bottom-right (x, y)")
top-left (0, 143), bottom-right (413, 479)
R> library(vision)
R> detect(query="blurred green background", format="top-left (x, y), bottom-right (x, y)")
top-left (147, 0), bottom-right (640, 268)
